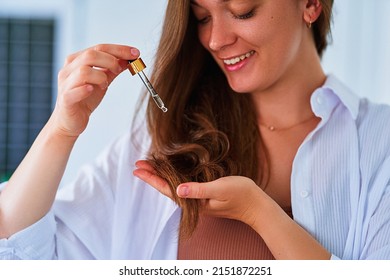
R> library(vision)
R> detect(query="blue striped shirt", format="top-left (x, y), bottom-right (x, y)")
top-left (293, 75), bottom-right (390, 259)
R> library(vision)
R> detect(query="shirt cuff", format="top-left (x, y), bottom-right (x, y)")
top-left (0, 211), bottom-right (57, 260)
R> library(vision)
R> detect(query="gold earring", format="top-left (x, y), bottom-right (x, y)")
top-left (306, 15), bottom-right (312, 28)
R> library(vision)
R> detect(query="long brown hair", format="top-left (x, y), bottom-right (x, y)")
top-left (315, 0), bottom-right (334, 57)
top-left (140, 0), bottom-right (333, 237)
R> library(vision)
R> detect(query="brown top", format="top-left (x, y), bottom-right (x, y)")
top-left (178, 208), bottom-right (293, 260)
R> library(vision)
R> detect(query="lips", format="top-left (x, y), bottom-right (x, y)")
top-left (223, 50), bottom-right (255, 65)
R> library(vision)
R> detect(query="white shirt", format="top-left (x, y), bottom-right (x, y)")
top-left (1, 75), bottom-right (390, 260)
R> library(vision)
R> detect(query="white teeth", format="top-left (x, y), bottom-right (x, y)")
top-left (224, 51), bottom-right (254, 65)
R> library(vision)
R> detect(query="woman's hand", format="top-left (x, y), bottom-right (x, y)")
top-left (133, 160), bottom-right (264, 227)
top-left (176, 176), bottom-right (264, 228)
top-left (52, 44), bottom-right (140, 138)
top-left (133, 160), bottom-right (331, 259)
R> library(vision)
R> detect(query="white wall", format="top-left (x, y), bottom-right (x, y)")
top-left (322, 0), bottom-right (390, 104)
top-left (1, 0), bottom-right (389, 185)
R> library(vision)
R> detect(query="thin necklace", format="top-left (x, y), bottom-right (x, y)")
top-left (259, 114), bottom-right (318, 132)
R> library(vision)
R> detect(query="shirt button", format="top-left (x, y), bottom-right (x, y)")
top-left (300, 190), bottom-right (310, 198)
top-left (316, 96), bottom-right (323, 105)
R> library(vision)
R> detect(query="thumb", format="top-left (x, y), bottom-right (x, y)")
top-left (177, 179), bottom-right (224, 199)
top-left (176, 176), bottom-right (256, 199)
top-left (176, 182), bottom-right (212, 199)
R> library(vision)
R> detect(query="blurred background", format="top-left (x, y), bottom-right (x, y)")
top-left (0, 0), bottom-right (389, 186)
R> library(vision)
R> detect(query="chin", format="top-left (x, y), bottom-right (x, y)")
top-left (227, 81), bottom-right (255, 94)
top-left (231, 87), bottom-right (250, 94)
top-left (225, 73), bottom-right (262, 94)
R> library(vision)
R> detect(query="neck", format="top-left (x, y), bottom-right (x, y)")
top-left (250, 44), bottom-right (325, 128)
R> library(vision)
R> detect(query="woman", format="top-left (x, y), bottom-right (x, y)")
top-left (1, 0), bottom-right (389, 260)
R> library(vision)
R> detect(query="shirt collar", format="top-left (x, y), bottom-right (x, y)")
top-left (319, 74), bottom-right (360, 120)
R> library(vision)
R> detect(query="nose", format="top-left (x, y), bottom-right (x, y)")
top-left (208, 18), bottom-right (237, 52)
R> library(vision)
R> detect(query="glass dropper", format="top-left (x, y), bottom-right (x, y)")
top-left (127, 58), bottom-right (168, 113)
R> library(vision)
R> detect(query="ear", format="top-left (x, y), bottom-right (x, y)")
top-left (303, 0), bottom-right (323, 26)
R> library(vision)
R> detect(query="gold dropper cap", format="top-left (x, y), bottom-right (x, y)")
top-left (127, 57), bottom-right (146, 75)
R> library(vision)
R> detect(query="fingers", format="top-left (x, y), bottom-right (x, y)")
top-left (64, 44), bottom-right (139, 68)
top-left (50, 44), bottom-right (141, 138)
top-left (177, 181), bottom-right (216, 199)
top-left (176, 176), bottom-right (237, 199)
top-left (60, 45), bottom-right (139, 83)
top-left (60, 84), bottom-right (95, 106)
top-left (57, 44), bottom-right (140, 106)
top-left (61, 51), bottom-right (118, 81)
top-left (133, 160), bottom-right (173, 199)
top-left (60, 65), bottom-right (109, 94)
top-left (176, 176), bottom-right (256, 199)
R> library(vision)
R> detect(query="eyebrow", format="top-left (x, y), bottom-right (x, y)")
top-left (190, 0), bottom-right (231, 6)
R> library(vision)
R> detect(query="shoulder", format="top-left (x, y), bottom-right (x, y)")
top-left (355, 99), bottom-right (390, 198)
top-left (356, 98), bottom-right (390, 151)
top-left (326, 74), bottom-right (390, 185)
top-left (357, 97), bottom-right (390, 125)
top-left (325, 75), bottom-right (390, 152)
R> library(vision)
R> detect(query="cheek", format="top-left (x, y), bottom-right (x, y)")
top-left (240, 14), bottom-right (279, 48)
top-left (254, 14), bottom-right (302, 58)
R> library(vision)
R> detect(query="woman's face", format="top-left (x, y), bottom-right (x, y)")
top-left (191, 0), bottom-right (309, 94)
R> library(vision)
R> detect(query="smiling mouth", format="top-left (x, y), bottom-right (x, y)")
top-left (223, 50), bottom-right (255, 65)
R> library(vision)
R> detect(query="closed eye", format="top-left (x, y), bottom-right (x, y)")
top-left (233, 9), bottom-right (255, 20)
top-left (197, 15), bottom-right (211, 25)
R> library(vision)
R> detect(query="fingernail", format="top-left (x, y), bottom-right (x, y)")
top-left (86, 84), bottom-right (94, 92)
top-left (131, 48), bottom-right (140, 57)
top-left (177, 185), bottom-right (189, 197)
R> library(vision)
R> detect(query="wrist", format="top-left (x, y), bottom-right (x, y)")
top-left (41, 117), bottom-right (79, 149)
top-left (246, 190), bottom-right (283, 234)
top-left (45, 112), bottom-right (81, 142)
